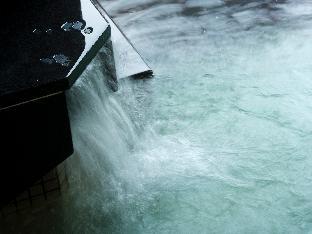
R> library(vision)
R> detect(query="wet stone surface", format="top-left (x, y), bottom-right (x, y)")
top-left (0, 0), bottom-right (110, 108)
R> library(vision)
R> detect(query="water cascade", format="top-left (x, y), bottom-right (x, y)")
top-left (2, 0), bottom-right (312, 233)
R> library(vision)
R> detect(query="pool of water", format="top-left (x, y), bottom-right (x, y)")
top-left (103, 1), bottom-right (312, 233)
top-left (2, 0), bottom-right (312, 233)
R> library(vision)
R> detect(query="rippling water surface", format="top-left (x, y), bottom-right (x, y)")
top-left (2, 0), bottom-right (312, 233)
top-left (102, 1), bottom-right (312, 233)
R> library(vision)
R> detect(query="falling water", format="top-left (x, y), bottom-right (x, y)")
top-left (2, 0), bottom-right (312, 233)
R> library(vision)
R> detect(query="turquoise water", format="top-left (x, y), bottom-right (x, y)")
top-left (100, 1), bottom-right (312, 233)
top-left (2, 0), bottom-right (312, 233)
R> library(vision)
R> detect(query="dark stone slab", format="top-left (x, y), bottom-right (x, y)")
top-left (0, 93), bottom-right (73, 207)
top-left (0, 0), bottom-right (111, 206)
top-left (0, 0), bottom-right (110, 109)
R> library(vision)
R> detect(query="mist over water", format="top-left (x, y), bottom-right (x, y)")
top-left (2, 0), bottom-right (312, 233)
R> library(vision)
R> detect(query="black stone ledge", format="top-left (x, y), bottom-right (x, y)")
top-left (0, 0), bottom-right (111, 110)
top-left (0, 0), bottom-right (111, 207)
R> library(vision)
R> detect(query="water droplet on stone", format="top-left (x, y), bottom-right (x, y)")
top-left (53, 54), bottom-right (71, 67)
top-left (40, 58), bottom-right (54, 64)
top-left (61, 22), bottom-right (73, 31)
top-left (84, 27), bottom-right (93, 34)
top-left (33, 29), bottom-right (42, 34)
top-left (46, 29), bottom-right (53, 34)
top-left (72, 21), bottom-right (84, 31)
